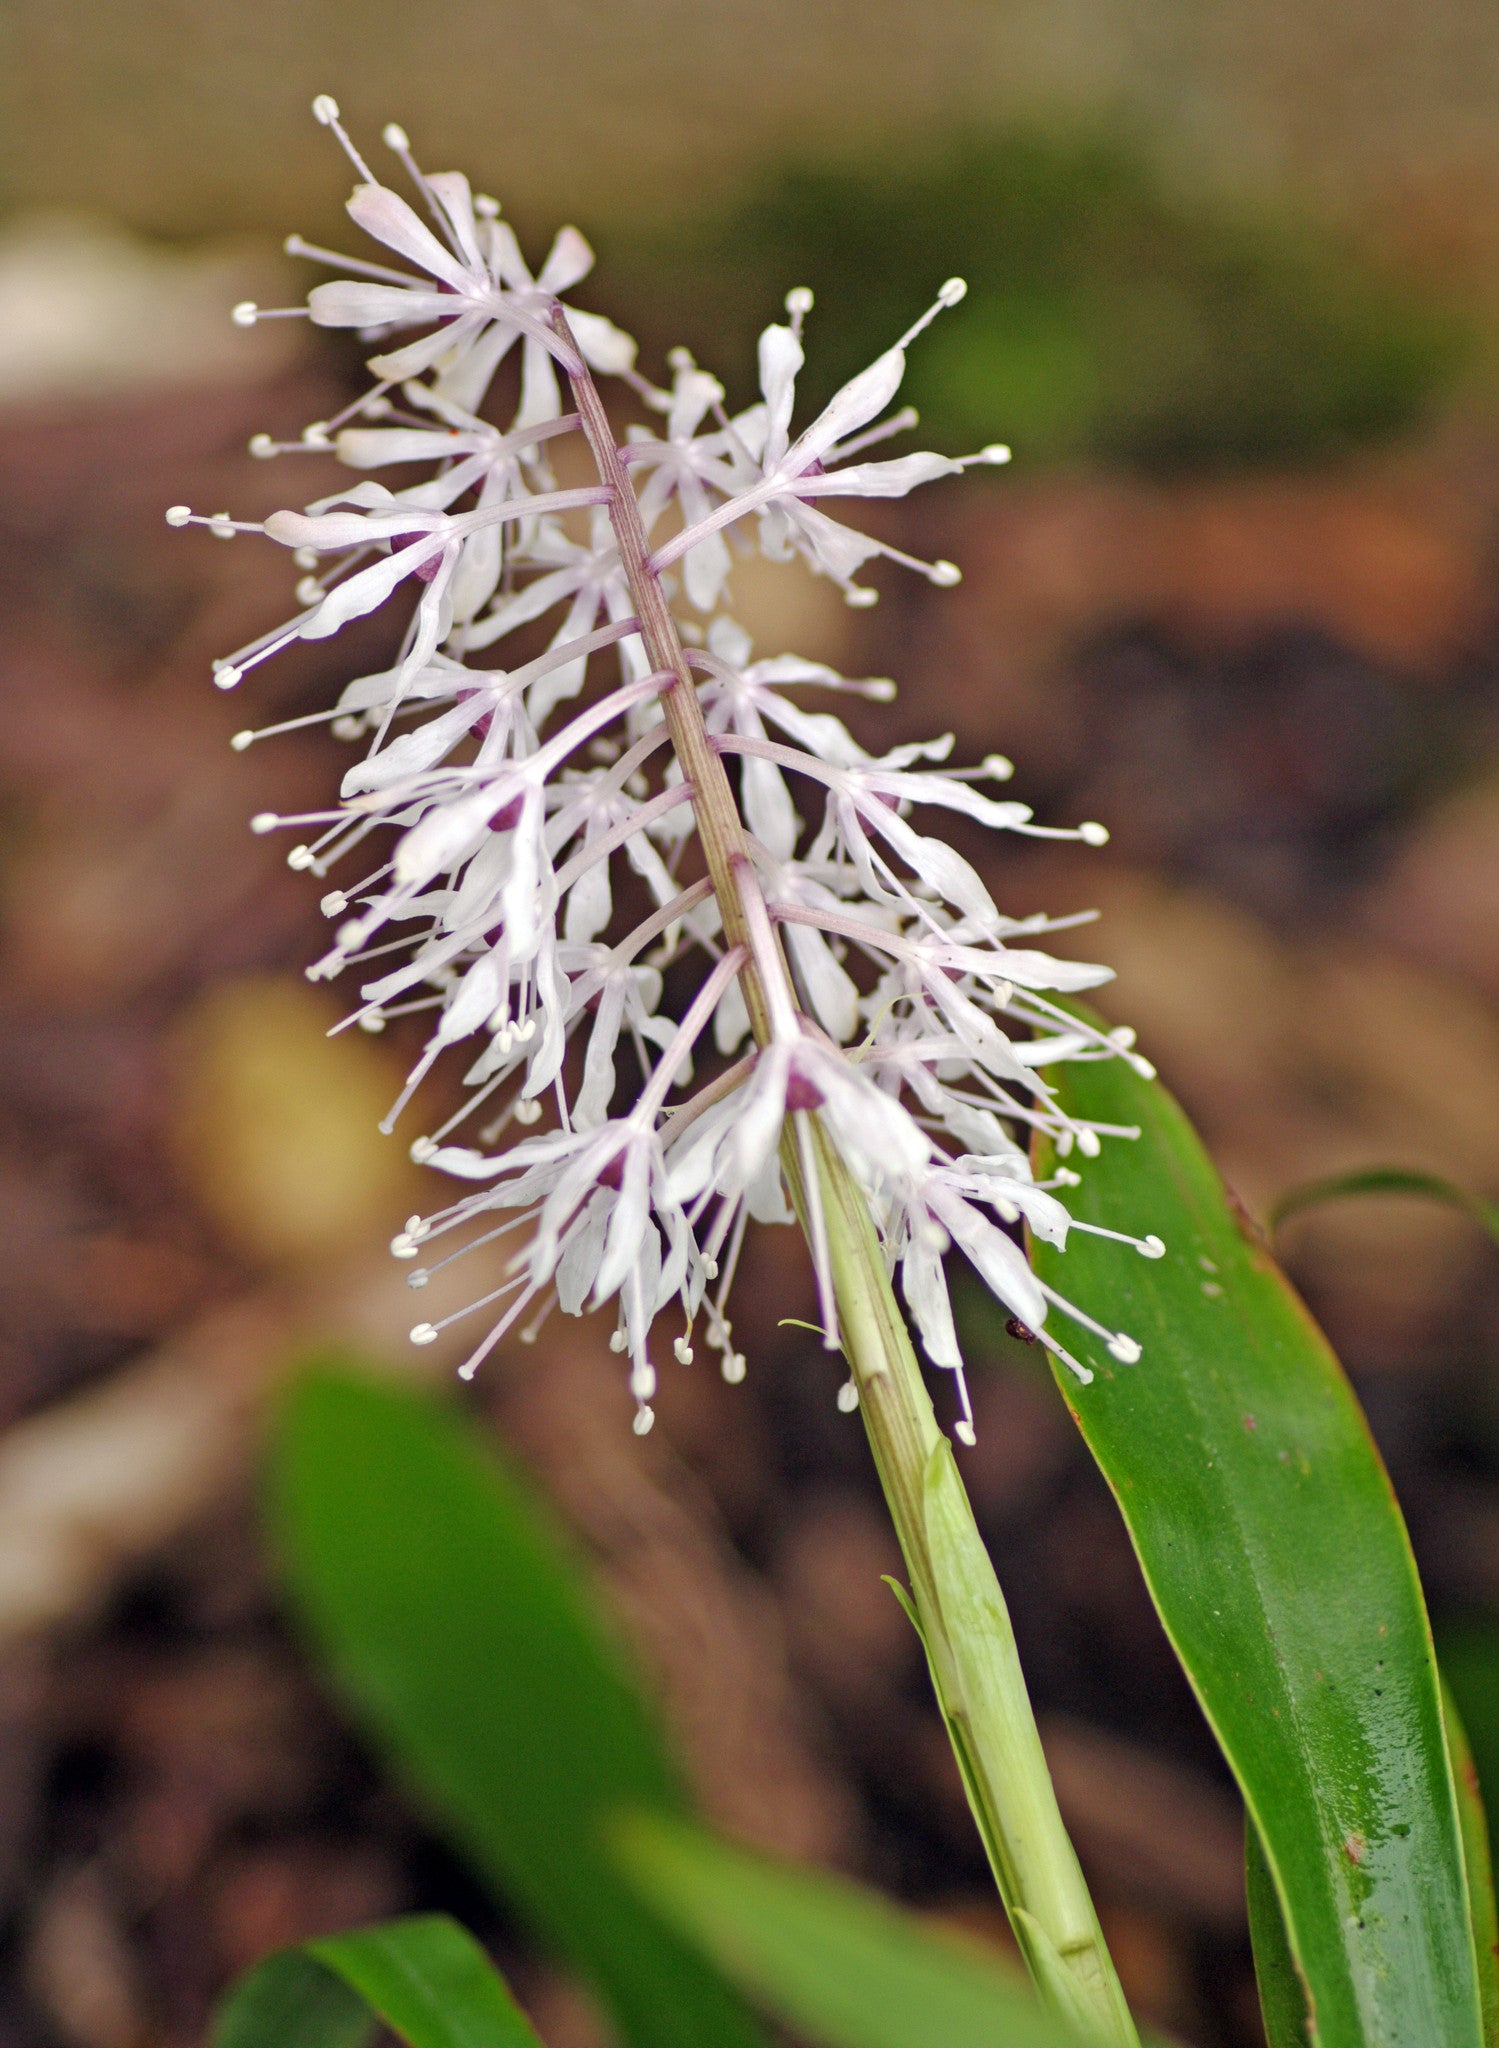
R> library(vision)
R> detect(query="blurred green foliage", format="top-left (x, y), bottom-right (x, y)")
top-left (624, 129), bottom-right (1469, 472)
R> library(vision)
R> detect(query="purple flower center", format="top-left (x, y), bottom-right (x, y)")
top-left (785, 1071), bottom-right (825, 1113)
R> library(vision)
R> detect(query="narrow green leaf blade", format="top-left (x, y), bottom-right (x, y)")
top-left (614, 1810), bottom-right (1086, 2048)
top-left (1032, 1050), bottom-right (1483, 2047)
top-left (1269, 1166), bottom-right (1499, 1245)
top-left (1441, 1680), bottom-right (1499, 2047)
top-left (1246, 1824), bottom-right (1311, 2048)
top-left (214, 1917), bottom-right (540, 2048)
top-left (269, 1363), bottom-right (763, 2048)
top-left (307, 1916), bottom-right (542, 2048)
top-left (214, 1948), bottom-right (373, 2048)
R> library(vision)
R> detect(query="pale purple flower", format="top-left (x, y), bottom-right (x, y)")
top-left (168, 100), bottom-right (1159, 1430)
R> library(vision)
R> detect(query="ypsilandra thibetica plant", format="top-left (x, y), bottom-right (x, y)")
top-left (170, 96), bottom-right (1227, 2048)
top-left (173, 96), bottom-right (1490, 2048)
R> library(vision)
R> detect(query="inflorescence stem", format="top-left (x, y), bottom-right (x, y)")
top-left (558, 306), bottom-right (1139, 2048)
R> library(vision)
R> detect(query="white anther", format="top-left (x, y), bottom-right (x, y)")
top-left (250, 813), bottom-right (278, 834)
top-left (390, 1233), bottom-right (419, 1257)
top-left (836, 1380), bottom-right (859, 1413)
top-left (513, 1097), bottom-right (543, 1126)
top-left (382, 122), bottom-right (410, 150)
top-left (230, 730), bottom-right (254, 752)
top-left (296, 576), bottom-right (322, 605)
top-left (474, 195), bottom-right (500, 218)
top-left (631, 1363), bottom-right (657, 1401)
top-left (287, 845), bottom-right (316, 870)
top-left (301, 423), bottom-right (332, 449)
top-left (1107, 1334), bottom-right (1142, 1364)
top-left (410, 1136), bottom-right (437, 1162)
top-left (610, 1330), bottom-right (628, 1353)
top-left (929, 560), bottom-right (962, 587)
top-left (845, 587), bottom-right (879, 609)
top-left (408, 1269), bottom-right (429, 1288)
top-left (358, 1014), bottom-right (385, 1033)
top-left (320, 890), bottom-right (347, 916)
top-left (865, 678), bottom-right (897, 701)
top-left (954, 1419), bottom-right (977, 1446)
top-left (979, 443), bottom-right (1012, 464)
top-left (1078, 822), bottom-right (1110, 846)
top-left (410, 1322), bottom-right (437, 1346)
top-left (939, 277), bottom-right (967, 306)
top-left (632, 1405), bottom-right (655, 1436)
top-left (667, 346), bottom-right (694, 373)
top-left (702, 1257), bottom-right (719, 1280)
top-left (249, 434), bottom-right (277, 458)
top-left (361, 394), bottom-right (391, 418)
top-left (312, 94), bottom-right (341, 125)
top-left (208, 513), bottom-right (236, 539)
top-left (982, 753), bottom-right (1014, 779)
top-left (165, 505), bottom-right (193, 526)
top-left (232, 302), bottom-right (259, 328)
top-left (294, 547), bottom-right (319, 570)
top-left (673, 1337), bottom-right (693, 1365)
top-left (331, 717), bottom-right (362, 741)
top-left (1076, 1128), bottom-right (1102, 1158)
top-left (1139, 1235), bottom-right (1166, 1260)
top-left (722, 1352), bottom-right (747, 1384)
top-left (785, 286), bottom-right (814, 316)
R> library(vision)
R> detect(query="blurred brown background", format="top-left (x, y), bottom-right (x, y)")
top-left (2, 5), bottom-right (1499, 2045)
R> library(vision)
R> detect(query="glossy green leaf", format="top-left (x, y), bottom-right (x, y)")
top-left (613, 1810), bottom-right (1085, 2048)
top-left (213, 1916), bottom-right (541, 2048)
top-left (1441, 1627), bottom-right (1499, 1851)
top-left (1247, 1686), bottom-right (1499, 2048)
top-left (1246, 1824), bottom-right (1311, 2048)
top-left (1269, 1167), bottom-right (1499, 1245)
top-left (1443, 1679), bottom-right (1499, 2047)
top-left (1031, 1049), bottom-right (1483, 2046)
top-left (269, 1364), bottom-right (763, 2048)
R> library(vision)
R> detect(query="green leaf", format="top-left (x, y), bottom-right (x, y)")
top-left (214, 1948), bottom-right (373, 2048)
top-left (613, 1809), bottom-right (1086, 2048)
top-left (1442, 1678), bottom-right (1499, 2047)
top-left (1031, 1046), bottom-right (1484, 2046)
top-left (1246, 1824), bottom-right (1311, 2048)
top-left (1248, 1685), bottom-right (1499, 2048)
top-left (1269, 1167), bottom-right (1499, 1245)
top-left (213, 1915), bottom-right (541, 2048)
top-left (269, 1363), bottom-right (763, 2048)
top-left (1441, 1627), bottom-right (1499, 1850)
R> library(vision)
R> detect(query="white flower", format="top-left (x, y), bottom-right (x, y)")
top-left (289, 108), bottom-right (636, 423)
top-left (648, 285), bottom-right (1011, 601)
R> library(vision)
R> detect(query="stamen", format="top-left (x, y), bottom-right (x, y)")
top-left (311, 94), bottom-right (377, 184)
top-left (381, 120), bottom-right (459, 251)
top-left (231, 302), bottom-right (312, 326)
top-left (283, 235), bottom-right (420, 287)
top-left (893, 277), bottom-right (966, 355)
top-left (784, 285), bottom-right (814, 340)
top-left (164, 507), bottom-right (264, 537)
top-left (1068, 1221), bottom-right (1167, 1259)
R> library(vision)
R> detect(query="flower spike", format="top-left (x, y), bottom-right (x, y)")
top-left (169, 101), bottom-right (1159, 1430)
